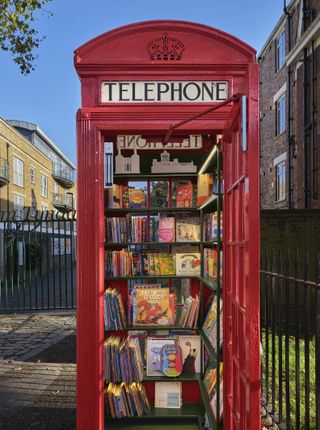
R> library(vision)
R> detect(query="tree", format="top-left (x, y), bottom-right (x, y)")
top-left (0, 0), bottom-right (52, 75)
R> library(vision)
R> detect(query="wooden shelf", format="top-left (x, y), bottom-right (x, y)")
top-left (105, 241), bottom-right (212, 247)
top-left (107, 402), bottom-right (204, 421)
top-left (106, 207), bottom-right (200, 213)
top-left (143, 373), bottom-right (200, 382)
top-left (105, 275), bottom-right (199, 280)
top-left (114, 173), bottom-right (198, 180)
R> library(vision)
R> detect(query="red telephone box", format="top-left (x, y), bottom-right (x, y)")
top-left (75, 20), bottom-right (260, 430)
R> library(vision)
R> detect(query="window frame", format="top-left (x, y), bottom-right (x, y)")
top-left (30, 166), bottom-right (36, 184)
top-left (276, 94), bottom-right (286, 136)
top-left (275, 29), bottom-right (286, 72)
top-left (13, 156), bottom-right (24, 187)
top-left (275, 161), bottom-right (286, 202)
top-left (13, 193), bottom-right (25, 219)
top-left (40, 173), bottom-right (48, 198)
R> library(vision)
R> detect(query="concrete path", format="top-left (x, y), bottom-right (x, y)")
top-left (0, 312), bottom-right (76, 430)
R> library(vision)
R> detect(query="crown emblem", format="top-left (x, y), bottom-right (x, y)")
top-left (147, 33), bottom-right (185, 61)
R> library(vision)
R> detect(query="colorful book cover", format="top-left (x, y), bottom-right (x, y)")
top-left (197, 173), bottom-right (213, 206)
top-left (134, 287), bottom-right (175, 326)
top-left (209, 363), bottom-right (223, 422)
top-left (129, 188), bottom-right (146, 208)
top-left (146, 338), bottom-right (175, 376)
top-left (159, 253), bottom-right (176, 275)
top-left (112, 184), bottom-right (122, 208)
top-left (178, 335), bottom-right (201, 374)
top-left (154, 381), bottom-right (182, 408)
top-left (202, 296), bottom-right (223, 356)
top-left (176, 218), bottom-right (200, 242)
top-left (176, 182), bottom-right (193, 208)
top-left (176, 253), bottom-right (201, 276)
top-left (122, 186), bottom-right (129, 208)
top-left (158, 217), bottom-right (175, 242)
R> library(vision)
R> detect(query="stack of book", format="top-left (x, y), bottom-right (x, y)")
top-left (203, 362), bottom-right (223, 422)
top-left (129, 285), bottom-right (176, 326)
top-left (105, 249), bottom-right (132, 277)
top-left (203, 248), bottom-right (218, 280)
top-left (178, 294), bottom-right (200, 328)
top-left (104, 336), bottom-right (144, 383)
top-left (202, 296), bottom-right (223, 355)
top-left (105, 382), bottom-right (151, 418)
top-left (203, 212), bottom-right (223, 242)
top-left (105, 215), bottom-right (159, 243)
top-left (104, 288), bottom-right (127, 330)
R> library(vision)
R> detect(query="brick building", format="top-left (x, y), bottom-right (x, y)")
top-left (0, 118), bottom-right (76, 216)
top-left (259, 0), bottom-right (320, 209)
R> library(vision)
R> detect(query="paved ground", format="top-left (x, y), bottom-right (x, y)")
top-left (0, 311), bottom-right (76, 430)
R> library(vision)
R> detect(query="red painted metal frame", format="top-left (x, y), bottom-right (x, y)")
top-left (75, 20), bottom-right (260, 430)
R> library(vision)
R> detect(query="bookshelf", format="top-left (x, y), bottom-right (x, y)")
top-left (104, 143), bottom-right (223, 429)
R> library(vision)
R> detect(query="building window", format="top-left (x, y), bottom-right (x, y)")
top-left (14, 194), bottom-right (24, 219)
top-left (30, 167), bottom-right (35, 183)
top-left (276, 30), bottom-right (285, 71)
top-left (31, 196), bottom-right (37, 216)
top-left (275, 161), bottom-right (286, 201)
top-left (40, 173), bottom-right (48, 197)
top-left (276, 95), bottom-right (286, 135)
top-left (13, 156), bottom-right (24, 187)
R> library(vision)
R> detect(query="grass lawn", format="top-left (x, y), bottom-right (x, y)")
top-left (261, 330), bottom-right (316, 429)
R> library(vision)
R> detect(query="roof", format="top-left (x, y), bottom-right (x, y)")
top-left (7, 120), bottom-right (76, 170)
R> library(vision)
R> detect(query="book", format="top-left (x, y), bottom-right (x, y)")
top-left (197, 173), bottom-right (213, 206)
top-left (176, 252), bottom-right (201, 276)
top-left (154, 382), bottom-right (182, 408)
top-left (202, 296), bottom-right (223, 356)
top-left (159, 253), bottom-right (176, 275)
top-left (105, 382), bottom-right (151, 418)
top-left (203, 212), bottom-right (223, 242)
top-left (205, 363), bottom-right (223, 422)
top-left (133, 286), bottom-right (175, 326)
top-left (104, 288), bottom-right (127, 330)
top-left (176, 217), bottom-right (200, 242)
top-left (159, 216), bottom-right (175, 242)
top-left (176, 182), bottom-right (193, 208)
top-left (129, 188), bottom-right (146, 208)
top-left (178, 294), bottom-right (200, 329)
top-left (178, 335), bottom-right (201, 374)
top-left (150, 181), bottom-right (169, 208)
top-left (112, 184), bottom-right (122, 208)
top-left (104, 336), bottom-right (144, 383)
top-left (146, 338), bottom-right (175, 376)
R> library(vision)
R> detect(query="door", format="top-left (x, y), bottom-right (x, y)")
top-left (222, 71), bottom-right (260, 429)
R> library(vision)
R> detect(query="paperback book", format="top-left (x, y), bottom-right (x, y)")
top-left (131, 285), bottom-right (176, 326)
top-left (176, 252), bottom-right (201, 276)
top-left (146, 338), bottom-right (175, 376)
top-left (105, 382), bottom-right (151, 418)
top-left (176, 217), bottom-right (200, 242)
top-left (202, 296), bottom-right (223, 356)
top-left (154, 381), bottom-right (182, 408)
top-left (178, 335), bottom-right (201, 374)
top-left (176, 182), bottom-right (193, 208)
top-left (159, 217), bottom-right (175, 242)
top-left (104, 288), bottom-right (127, 330)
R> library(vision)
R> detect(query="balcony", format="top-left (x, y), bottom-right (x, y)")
top-left (0, 158), bottom-right (9, 187)
top-left (52, 162), bottom-right (75, 188)
top-left (52, 193), bottom-right (74, 212)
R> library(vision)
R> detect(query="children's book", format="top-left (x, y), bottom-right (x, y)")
top-left (209, 363), bottom-right (223, 422)
top-left (176, 182), bottom-right (193, 208)
top-left (176, 253), bottom-right (201, 276)
top-left (146, 338), bottom-right (175, 376)
top-left (178, 335), bottom-right (201, 374)
top-left (176, 218), bottom-right (200, 242)
top-left (112, 184), bottom-right (122, 208)
top-left (129, 188), bottom-right (146, 208)
top-left (154, 381), bottom-right (182, 408)
top-left (158, 217), bottom-right (175, 242)
top-left (159, 253), bottom-right (176, 275)
top-left (197, 173), bottom-right (213, 206)
top-left (202, 296), bottom-right (223, 356)
top-left (134, 286), bottom-right (175, 326)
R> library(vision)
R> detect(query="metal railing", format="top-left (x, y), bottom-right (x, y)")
top-left (0, 158), bottom-right (9, 184)
top-left (52, 193), bottom-right (74, 211)
top-left (52, 162), bottom-right (75, 187)
top-left (0, 211), bottom-right (76, 311)
top-left (261, 249), bottom-right (320, 429)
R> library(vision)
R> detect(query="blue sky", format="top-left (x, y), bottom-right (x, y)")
top-left (0, 1), bottom-right (284, 165)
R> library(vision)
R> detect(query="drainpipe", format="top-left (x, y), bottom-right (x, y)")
top-left (311, 41), bottom-right (318, 200)
top-left (303, 46), bottom-right (310, 208)
top-left (284, 0), bottom-right (293, 208)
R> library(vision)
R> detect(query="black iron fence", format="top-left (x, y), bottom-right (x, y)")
top-left (0, 210), bottom-right (76, 311)
top-left (261, 249), bottom-right (320, 429)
